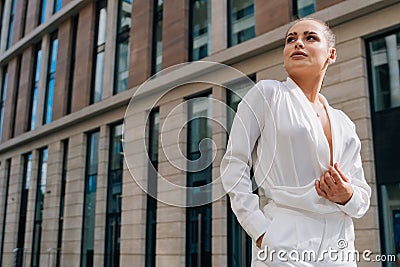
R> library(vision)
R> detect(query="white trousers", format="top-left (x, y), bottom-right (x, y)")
top-left (251, 206), bottom-right (358, 267)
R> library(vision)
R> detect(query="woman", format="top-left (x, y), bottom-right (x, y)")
top-left (220, 18), bottom-right (371, 266)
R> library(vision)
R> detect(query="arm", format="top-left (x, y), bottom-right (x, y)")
top-left (316, 140), bottom-right (371, 218)
top-left (220, 83), bottom-right (271, 244)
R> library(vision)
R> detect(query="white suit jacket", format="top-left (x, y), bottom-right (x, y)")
top-left (220, 77), bottom-right (371, 244)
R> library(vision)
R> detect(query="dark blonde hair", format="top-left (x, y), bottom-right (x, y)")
top-left (286, 18), bottom-right (336, 48)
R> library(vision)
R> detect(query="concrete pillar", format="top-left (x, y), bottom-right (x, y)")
top-left (71, 2), bottom-right (96, 112)
top-left (156, 99), bottom-right (186, 267)
top-left (211, 85), bottom-right (228, 267)
top-left (25, 0), bottom-right (41, 33)
top-left (211, 0), bottom-right (228, 54)
top-left (39, 141), bottom-right (64, 267)
top-left (11, 0), bottom-right (27, 44)
top-left (128, 0), bottom-right (153, 88)
top-left (1, 155), bottom-right (23, 267)
top-left (255, 0), bottom-right (290, 36)
top-left (60, 133), bottom-right (86, 266)
top-left (120, 109), bottom-right (149, 266)
top-left (14, 47), bottom-right (35, 135)
top-left (53, 18), bottom-right (74, 120)
top-left (1, 57), bottom-right (18, 142)
top-left (21, 150), bottom-right (39, 267)
top-left (161, 0), bottom-right (189, 69)
top-left (93, 125), bottom-right (109, 266)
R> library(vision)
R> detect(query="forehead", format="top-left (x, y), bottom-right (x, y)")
top-left (287, 20), bottom-right (326, 36)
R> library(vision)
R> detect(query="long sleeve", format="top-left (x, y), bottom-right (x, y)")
top-left (335, 123), bottom-right (371, 218)
top-left (220, 83), bottom-right (272, 242)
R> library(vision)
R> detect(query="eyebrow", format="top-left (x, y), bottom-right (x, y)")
top-left (286, 31), bottom-right (319, 37)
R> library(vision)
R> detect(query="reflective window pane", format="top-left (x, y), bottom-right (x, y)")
top-left (40, 0), bottom-right (47, 24)
top-left (379, 184), bottom-right (400, 260)
top-left (53, 0), bottom-right (62, 13)
top-left (105, 124), bottom-right (123, 267)
top-left (6, 0), bottom-right (17, 49)
top-left (368, 32), bottom-right (400, 112)
top-left (31, 148), bottom-right (48, 267)
top-left (226, 76), bottom-right (255, 267)
top-left (44, 37), bottom-right (58, 125)
top-left (186, 94), bottom-right (212, 267)
top-left (114, 0), bottom-right (131, 94)
top-left (294, 0), bottom-right (316, 18)
top-left (82, 131), bottom-right (100, 267)
top-left (0, 67), bottom-right (8, 140)
top-left (30, 48), bottom-right (42, 130)
top-left (15, 153), bottom-right (32, 266)
top-left (93, 51), bottom-right (105, 103)
top-left (98, 8), bottom-right (107, 45)
top-left (190, 0), bottom-right (211, 60)
top-left (92, 2), bottom-right (107, 103)
top-left (145, 110), bottom-right (159, 267)
top-left (152, 0), bottom-right (163, 74)
top-left (228, 0), bottom-right (255, 47)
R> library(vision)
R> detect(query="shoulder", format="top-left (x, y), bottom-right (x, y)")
top-left (331, 108), bottom-right (356, 131)
top-left (243, 79), bottom-right (282, 103)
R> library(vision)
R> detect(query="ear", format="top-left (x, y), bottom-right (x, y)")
top-left (328, 47), bottom-right (337, 64)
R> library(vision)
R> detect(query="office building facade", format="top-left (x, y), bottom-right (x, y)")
top-left (0, 0), bottom-right (399, 266)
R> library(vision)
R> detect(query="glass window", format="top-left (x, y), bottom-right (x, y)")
top-left (114, 0), bottom-right (132, 94)
top-left (151, 0), bottom-right (163, 74)
top-left (30, 46), bottom-right (42, 131)
top-left (105, 124), bottom-right (123, 267)
top-left (0, 66), bottom-right (8, 140)
top-left (44, 34), bottom-right (58, 124)
top-left (367, 30), bottom-right (400, 267)
top-left (39, 0), bottom-right (47, 24)
top-left (379, 183), bottom-right (400, 265)
top-left (91, 1), bottom-right (107, 104)
top-left (145, 110), bottom-right (159, 267)
top-left (368, 32), bottom-right (400, 112)
top-left (53, 0), bottom-right (62, 13)
top-left (31, 148), bottom-right (48, 267)
top-left (0, 1), bottom-right (5, 47)
top-left (190, 0), bottom-right (211, 61)
top-left (6, 0), bottom-right (17, 49)
top-left (293, 0), bottom-right (316, 18)
top-left (56, 139), bottom-right (68, 267)
top-left (0, 159), bottom-right (11, 265)
top-left (81, 131), bottom-right (100, 267)
top-left (186, 93), bottom-right (212, 267)
top-left (228, 0), bottom-right (255, 47)
top-left (226, 76), bottom-right (255, 267)
top-left (16, 153), bottom-right (32, 266)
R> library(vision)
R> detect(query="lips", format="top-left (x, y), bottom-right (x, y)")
top-left (290, 51), bottom-right (308, 57)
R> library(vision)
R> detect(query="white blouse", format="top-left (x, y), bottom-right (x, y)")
top-left (220, 77), bottom-right (371, 244)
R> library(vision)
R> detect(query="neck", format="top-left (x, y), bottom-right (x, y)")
top-left (289, 72), bottom-right (326, 103)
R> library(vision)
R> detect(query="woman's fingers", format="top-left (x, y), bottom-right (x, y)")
top-left (324, 171), bottom-right (336, 187)
top-left (315, 179), bottom-right (327, 198)
top-left (334, 163), bottom-right (349, 182)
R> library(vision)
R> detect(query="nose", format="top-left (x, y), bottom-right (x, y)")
top-left (294, 38), bottom-right (304, 49)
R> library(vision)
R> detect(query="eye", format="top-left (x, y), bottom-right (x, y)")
top-left (307, 35), bottom-right (318, 41)
top-left (286, 37), bottom-right (295, 44)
